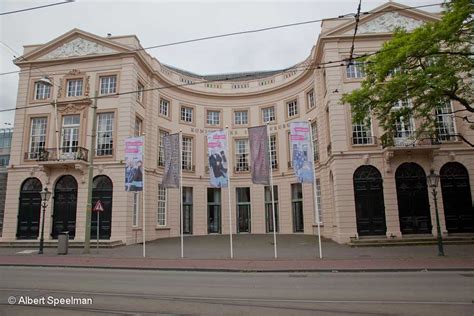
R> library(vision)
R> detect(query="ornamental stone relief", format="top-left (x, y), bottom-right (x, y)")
top-left (343, 12), bottom-right (424, 34)
top-left (38, 38), bottom-right (118, 60)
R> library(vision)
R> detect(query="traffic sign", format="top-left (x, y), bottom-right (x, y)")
top-left (93, 200), bottom-right (104, 212)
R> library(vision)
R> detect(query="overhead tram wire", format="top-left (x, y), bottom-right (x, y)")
top-left (0, 0), bottom-right (74, 16)
top-left (0, 1), bottom-right (444, 78)
top-left (347, 0), bottom-right (363, 68)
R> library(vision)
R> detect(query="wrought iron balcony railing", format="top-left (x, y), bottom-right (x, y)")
top-left (24, 147), bottom-right (88, 162)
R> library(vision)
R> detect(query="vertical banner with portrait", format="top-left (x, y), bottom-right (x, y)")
top-left (162, 133), bottom-right (180, 188)
top-left (207, 130), bottom-right (229, 188)
top-left (124, 136), bottom-right (144, 191)
top-left (290, 122), bottom-right (314, 183)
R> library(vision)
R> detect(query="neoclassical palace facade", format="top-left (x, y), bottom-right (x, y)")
top-left (2, 2), bottom-right (473, 245)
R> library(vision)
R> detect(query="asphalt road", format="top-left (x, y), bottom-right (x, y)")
top-left (0, 267), bottom-right (472, 316)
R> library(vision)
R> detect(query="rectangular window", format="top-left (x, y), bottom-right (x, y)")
top-left (158, 129), bottom-right (169, 167)
top-left (315, 178), bottom-right (323, 223)
top-left (235, 139), bottom-right (249, 172)
top-left (182, 187), bottom-right (193, 234)
top-left (132, 192), bottom-right (139, 227)
top-left (157, 185), bottom-right (167, 226)
top-left (159, 99), bottom-right (169, 117)
top-left (287, 99), bottom-right (298, 118)
top-left (264, 185), bottom-right (279, 233)
top-left (392, 99), bottom-right (414, 146)
top-left (346, 61), bottom-right (366, 79)
top-left (262, 107), bottom-right (275, 123)
top-left (352, 114), bottom-right (373, 145)
top-left (234, 110), bottom-right (248, 125)
top-left (34, 81), bottom-right (51, 100)
top-left (307, 90), bottom-right (315, 109)
top-left (66, 79), bottom-right (83, 97)
top-left (181, 106), bottom-right (193, 123)
top-left (134, 117), bottom-right (143, 137)
top-left (61, 114), bottom-right (80, 154)
top-left (0, 155), bottom-right (9, 167)
top-left (28, 117), bottom-right (47, 159)
top-left (96, 112), bottom-right (114, 156)
top-left (137, 82), bottom-right (144, 102)
top-left (236, 187), bottom-right (251, 233)
top-left (207, 188), bottom-right (221, 234)
top-left (291, 183), bottom-right (304, 232)
top-left (436, 102), bottom-right (456, 142)
top-left (269, 135), bottom-right (278, 170)
top-left (0, 129), bottom-right (12, 149)
top-left (99, 75), bottom-right (117, 95)
top-left (182, 136), bottom-right (193, 171)
top-left (207, 110), bottom-right (220, 126)
top-left (311, 122), bottom-right (319, 162)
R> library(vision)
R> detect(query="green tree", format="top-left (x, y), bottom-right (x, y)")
top-left (341, 0), bottom-right (473, 146)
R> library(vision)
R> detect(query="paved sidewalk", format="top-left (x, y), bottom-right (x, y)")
top-left (1, 235), bottom-right (473, 272)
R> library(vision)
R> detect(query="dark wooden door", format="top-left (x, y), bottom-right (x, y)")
top-left (92, 176), bottom-right (113, 239)
top-left (440, 162), bottom-right (474, 233)
top-left (52, 175), bottom-right (78, 239)
top-left (353, 166), bottom-right (387, 236)
top-left (16, 178), bottom-right (42, 239)
top-left (395, 163), bottom-right (432, 234)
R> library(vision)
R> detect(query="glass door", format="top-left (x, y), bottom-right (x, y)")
top-left (61, 115), bottom-right (80, 158)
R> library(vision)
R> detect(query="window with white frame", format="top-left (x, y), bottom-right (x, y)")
top-left (262, 107), bottom-right (275, 123)
top-left (346, 61), bottom-right (366, 79)
top-left (207, 110), bottom-right (220, 125)
top-left (134, 117), bottom-right (142, 137)
top-left (269, 135), bottom-right (278, 169)
top-left (352, 108), bottom-right (373, 145)
top-left (287, 99), bottom-right (298, 118)
top-left (158, 129), bottom-right (169, 167)
top-left (234, 110), bottom-right (248, 125)
top-left (137, 82), bottom-right (144, 102)
top-left (235, 139), bottom-right (249, 172)
top-left (311, 122), bottom-right (319, 162)
top-left (99, 75), bottom-right (117, 95)
top-left (392, 99), bottom-right (414, 145)
top-left (315, 178), bottom-right (323, 223)
top-left (181, 106), bottom-right (193, 123)
top-left (96, 112), bottom-right (114, 156)
top-left (66, 79), bottom-right (83, 97)
top-left (307, 90), bottom-right (315, 109)
top-left (132, 192), bottom-right (139, 227)
top-left (34, 81), bottom-right (51, 100)
top-left (182, 136), bottom-right (193, 171)
top-left (436, 102), bottom-right (456, 142)
top-left (159, 99), bottom-right (169, 117)
top-left (157, 185), bottom-right (167, 226)
top-left (28, 117), bottom-right (47, 159)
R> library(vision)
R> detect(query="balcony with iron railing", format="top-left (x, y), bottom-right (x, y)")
top-left (24, 147), bottom-right (88, 166)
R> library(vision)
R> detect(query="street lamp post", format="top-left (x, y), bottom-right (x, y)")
top-left (427, 169), bottom-right (445, 256)
top-left (38, 187), bottom-right (52, 254)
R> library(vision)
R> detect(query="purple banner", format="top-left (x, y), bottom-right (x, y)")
top-left (248, 125), bottom-right (270, 185)
top-left (207, 130), bottom-right (229, 188)
top-left (125, 136), bottom-right (144, 191)
top-left (290, 122), bottom-right (314, 183)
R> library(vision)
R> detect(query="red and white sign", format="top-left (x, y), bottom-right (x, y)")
top-left (93, 200), bottom-right (104, 212)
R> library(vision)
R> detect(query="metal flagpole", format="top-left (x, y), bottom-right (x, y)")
top-left (225, 126), bottom-right (234, 259)
top-left (142, 133), bottom-right (146, 258)
top-left (179, 130), bottom-right (184, 258)
top-left (308, 119), bottom-right (322, 259)
top-left (266, 123), bottom-right (277, 259)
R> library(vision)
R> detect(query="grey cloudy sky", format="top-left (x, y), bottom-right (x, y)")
top-left (0, 0), bottom-right (442, 125)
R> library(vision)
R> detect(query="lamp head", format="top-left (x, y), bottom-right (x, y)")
top-left (427, 169), bottom-right (440, 189)
top-left (40, 187), bottom-right (52, 202)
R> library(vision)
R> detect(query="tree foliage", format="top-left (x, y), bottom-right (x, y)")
top-left (341, 0), bottom-right (473, 144)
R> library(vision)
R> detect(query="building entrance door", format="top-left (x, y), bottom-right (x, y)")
top-left (440, 162), bottom-right (474, 233)
top-left (395, 163), bottom-right (432, 234)
top-left (207, 188), bottom-right (221, 234)
top-left (92, 175), bottom-right (113, 239)
top-left (16, 178), bottom-right (42, 239)
top-left (353, 165), bottom-right (387, 236)
top-left (52, 175), bottom-right (78, 239)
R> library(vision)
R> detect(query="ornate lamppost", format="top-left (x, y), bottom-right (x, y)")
top-left (427, 169), bottom-right (445, 256)
top-left (38, 187), bottom-right (52, 254)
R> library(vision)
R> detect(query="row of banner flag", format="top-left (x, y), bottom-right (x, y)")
top-left (156, 121), bottom-right (315, 189)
